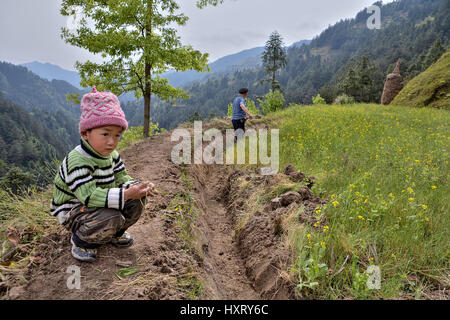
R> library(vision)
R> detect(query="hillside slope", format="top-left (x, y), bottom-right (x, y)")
top-left (0, 103), bottom-right (448, 300)
top-left (20, 62), bottom-right (82, 90)
top-left (391, 51), bottom-right (450, 109)
top-left (121, 0), bottom-right (449, 131)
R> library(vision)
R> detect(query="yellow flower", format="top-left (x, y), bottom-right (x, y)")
top-left (306, 233), bottom-right (311, 239)
top-left (368, 257), bottom-right (374, 262)
top-left (414, 160), bottom-right (420, 163)
top-left (391, 254), bottom-right (396, 258)
top-left (408, 198), bottom-right (414, 201)
top-left (431, 185), bottom-right (437, 189)
top-left (388, 193), bottom-right (394, 198)
top-left (323, 225), bottom-right (329, 232)
top-left (315, 209), bottom-right (321, 214)
top-left (313, 222), bottom-right (319, 228)
top-left (357, 215), bottom-right (364, 220)
top-left (424, 217), bottom-right (429, 222)
top-left (407, 187), bottom-right (414, 194)
top-left (332, 200), bottom-right (339, 207)
top-left (421, 204), bottom-right (427, 210)
top-left (320, 241), bottom-right (326, 248)
top-left (349, 184), bottom-right (355, 188)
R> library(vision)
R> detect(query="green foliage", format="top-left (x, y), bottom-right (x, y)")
top-left (407, 39), bottom-right (446, 80)
top-left (196, 0), bottom-right (224, 8)
top-left (350, 256), bottom-right (371, 300)
top-left (338, 55), bottom-right (384, 103)
top-left (262, 31), bottom-right (287, 92)
top-left (391, 51), bottom-right (450, 109)
top-left (188, 111), bottom-right (203, 122)
top-left (312, 94), bottom-right (326, 105)
top-left (117, 122), bottom-right (165, 151)
top-left (60, 0), bottom-right (210, 137)
top-left (0, 94), bottom-right (67, 192)
top-left (245, 98), bottom-right (260, 115)
top-left (227, 103), bottom-right (233, 118)
top-left (0, 63), bottom-right (80, 152)
top-left (272, 102), bottom-right (449, 299)
top-left (116, 0), bottom-right (450, 131)
top-left (334, 94), bottom-right (356, 105)
top-left (318, 83), bottom-right (338, 104)
top-left (0, 186), bottom-right (58, 269)
top-left (0, 167), bottom-right (34, 195)
top-left (293, 240), bottom-right (328, 293)
top-left (424, 39), bottom-right (446, 71)
top-left (258, 90), bottom-right (285, 114)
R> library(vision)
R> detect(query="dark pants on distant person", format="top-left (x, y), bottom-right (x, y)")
top-left (63, 198), bottom-right (146, 249)
top-left (232, 118), bottom-right (246, 143)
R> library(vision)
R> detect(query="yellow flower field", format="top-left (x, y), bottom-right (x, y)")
top-left (269, 103), bottom-right (449, 299)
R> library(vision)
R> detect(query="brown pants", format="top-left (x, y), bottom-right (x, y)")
top-left (63, 198), bottom-right (146, 248)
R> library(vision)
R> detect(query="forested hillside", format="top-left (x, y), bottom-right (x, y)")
top-left (0, 62), bottom-right (81, 147)
top-left (0, 93), bottom-right (71, 192)
top-left (121, 0), bottom-right (449, 130)
top-left (0, 62), bottom-right (84, 191)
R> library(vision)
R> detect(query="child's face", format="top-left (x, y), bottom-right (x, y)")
top-left (81, 125), bottom-right (123, 156)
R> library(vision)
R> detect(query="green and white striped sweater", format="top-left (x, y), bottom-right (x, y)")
top-left (50, 138), bottom-right (140, 224)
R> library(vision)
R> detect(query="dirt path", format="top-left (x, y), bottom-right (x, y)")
top-left (2, 127), bottom-right (261, 300)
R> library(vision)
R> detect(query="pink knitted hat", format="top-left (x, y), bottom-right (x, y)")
top-left (79, 86), bottom-right (128, 133)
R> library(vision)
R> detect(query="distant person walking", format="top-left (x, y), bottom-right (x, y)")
top-left (231, 87), bottom-right (253, 143)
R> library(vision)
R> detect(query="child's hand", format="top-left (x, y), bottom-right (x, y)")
top-left (124, 181), bottom-right (156, 200)
top-left (144, 181), bottom-right (159, 197)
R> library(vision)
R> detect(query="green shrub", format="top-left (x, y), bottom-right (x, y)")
top-left (312, 94), bottom-right (326, 105)
top-left (246, 98), bottom-right (260, 115)
top-left (227, 103), bottom-right (233, 117)
top-left (258, 90), bottom-right (285, 114)
top-left (334, 94), bottom-right (356, 105)
top-left (117, 122), bottom-right (165, 151)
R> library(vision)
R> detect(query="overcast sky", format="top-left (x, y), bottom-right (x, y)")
top-left (0, 0), bottom-right (394, 71)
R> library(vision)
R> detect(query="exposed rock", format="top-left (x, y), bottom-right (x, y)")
top-left (381, 59), bottom-right (403, 105)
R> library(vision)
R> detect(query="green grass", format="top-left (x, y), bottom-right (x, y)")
top-left (0, 186), bottom-right (59, 271)
top-left (267, 103), bottom-right (449, 299)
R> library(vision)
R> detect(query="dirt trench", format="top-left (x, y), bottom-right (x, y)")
top-left (0, 121), bottom-right (294, 300)
top-left (185, 163), bottom-right (260, 299)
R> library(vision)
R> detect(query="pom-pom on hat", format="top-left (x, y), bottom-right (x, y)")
top-left (79, 86), bottom-right (128, 133)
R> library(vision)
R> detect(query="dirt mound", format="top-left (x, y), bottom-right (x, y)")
top-left (220, 165), bottom-right (328, 299)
